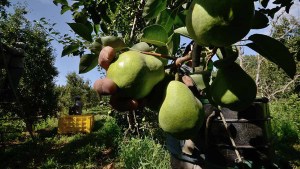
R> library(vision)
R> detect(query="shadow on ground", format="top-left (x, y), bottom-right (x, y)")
top-left (0, 117), bottom-right (121, 168)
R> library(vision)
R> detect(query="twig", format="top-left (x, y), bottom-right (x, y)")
top-left (205, 47), bottom-right (217, 69)
top-left (205, 110), bottom-right (216, 148)
top-left (133, 110), bottom-right (140, 137)
top-left (124, 111), bottom-right (134, 138)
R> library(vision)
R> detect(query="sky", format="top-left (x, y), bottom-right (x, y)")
top-left (10, 0), bottom-right (101, 86)
top-left (8, 0), bottom-right (300, 86)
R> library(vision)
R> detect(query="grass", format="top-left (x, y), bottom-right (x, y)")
top-left (118, 137), bottom-right (170, 169)
top-left (269, 95), bottom-right (300, 169)
top-left (0, 115), bottom-right (121, 169)
top-left (0, 113), bottom-right (171, 169)
top-left (1, 99), bottom-right (299, 169)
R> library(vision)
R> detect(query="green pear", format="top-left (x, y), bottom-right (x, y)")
top-left (210, 62), bottom-right (257, 111)
top-left (107, 51), bottom-right (165, 99)
top-left (186, 0), bottom-right (254, 47)
top-left (145, 72), bottom-right (175, 112)
top-left (159, 81), bottom-right (205, 140)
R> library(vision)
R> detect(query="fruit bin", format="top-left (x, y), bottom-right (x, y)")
top-left (58, 115), bottom-right (94, 134)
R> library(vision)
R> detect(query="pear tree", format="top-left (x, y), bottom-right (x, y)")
top-left (53, 0), bottom-right (297, 143)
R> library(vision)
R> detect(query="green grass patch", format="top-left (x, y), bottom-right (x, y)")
top-left (118, 137), bottom-right (170, 169)
top-left (270, 94), bottom-right (300, 168)
top-left (0, 115), bottom-right (121, 169)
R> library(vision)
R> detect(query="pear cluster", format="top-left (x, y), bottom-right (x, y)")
top-left (95, 0), bottom-right (258, 139)
top-left (95, 47), bottom-right (206, 140)
top-left (185, 0), bottom-right (257, 111)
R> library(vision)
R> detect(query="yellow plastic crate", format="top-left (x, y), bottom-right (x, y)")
top-left (58, 115), bottom-right (94, 134)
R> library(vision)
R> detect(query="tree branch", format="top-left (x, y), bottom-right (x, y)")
top-left (129, 0), bottom-right (146, 43)
top-left (269, 74), bottom-right (300, 99)
top-left (255, 56), bottom-right (262, 85)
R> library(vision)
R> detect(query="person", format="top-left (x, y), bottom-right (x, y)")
top-left (74, 96), bottom-right (83, 115)
top-left (0, 41), bottom-right (26, 101)
top-left (93, 45), bottom-right (210, 169)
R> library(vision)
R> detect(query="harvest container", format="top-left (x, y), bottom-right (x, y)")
top-left (58, 115), bottom-right (94, 134)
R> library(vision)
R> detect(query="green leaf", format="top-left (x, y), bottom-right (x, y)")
top-left (260, 0), bottom-right (269, 8)
top-left (250, 11), bottom-right (269, 29)
top-left (174, 12), bottom-right (186, 27)
top-left (167, 33), bottom-right (180, 56)
top-left (67, 23), bottom-right (93, 42)
top-left (141, 24), bottom-right (168, 47)
top-left (109, 1), bottom-right (118, 13)
top-left (61, 5), bottom-right (71, 14)
top-left (100, 21), bottom-right (109, 34)
top-left (79, 54), bottom-right (98, 74)
top-left (101, 12), bottom-right (112, 24)
top-left (156, 9), bottom-right (175, 33)
top-left (96, 36), bottom-right (127, 51)
top-left (89, 41), bottom-right (102, 55)
top-left (61, 43), bottom-right (80, 57)
top-left (247, 34), bottom-right (296, 78)
top-left (174, 27), bottom-right (191, 39)
top-left (72, 2), bottom-right (81, 10)
top-left (130, 42), bottom-right (154, 52)
top-left (142, 0), bottom-right (167, 19)
top-left (94, 24), bottom-right (100, 35)
top-left (53, 0), bottom-right (68, 6)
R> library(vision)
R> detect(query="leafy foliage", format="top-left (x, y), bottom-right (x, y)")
top-left (257, 0), bottom-right (295, 18)
top-left (243, 16), bottom-right (299, 100)
top-left (270, 94), bottom-right (300, 143)
top-left (119, 137), bottom-right (170, 169)
top-left (51, 0), bottom-right (298, 84)
top-left (269, 94), bottom-right (300, 168)
top-left (0, 6), bottom-right (59, 121)
top-left (0, 0), bottom-right (10, 19)
top-left (56, 72), bottom-right (100, 113)
top-left (52, 0), bottom-right (189, 72)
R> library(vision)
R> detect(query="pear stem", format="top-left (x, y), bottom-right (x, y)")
top-left (205, 47), bottom-right (218, 70)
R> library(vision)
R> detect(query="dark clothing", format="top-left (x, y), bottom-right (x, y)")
top-left (75, 100), bottom-right (83, 114)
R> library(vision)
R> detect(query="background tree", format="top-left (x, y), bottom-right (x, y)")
top-left (0, 0), bottom-right (10, 19)
top-left (243, 15), bottom-right (299, 100)
top-left (240, 16), bottom-right (300, 166)
top-left (0, 6), bottom-right (59, 137)
top-left (56, 72), bottom-right (100, 113)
